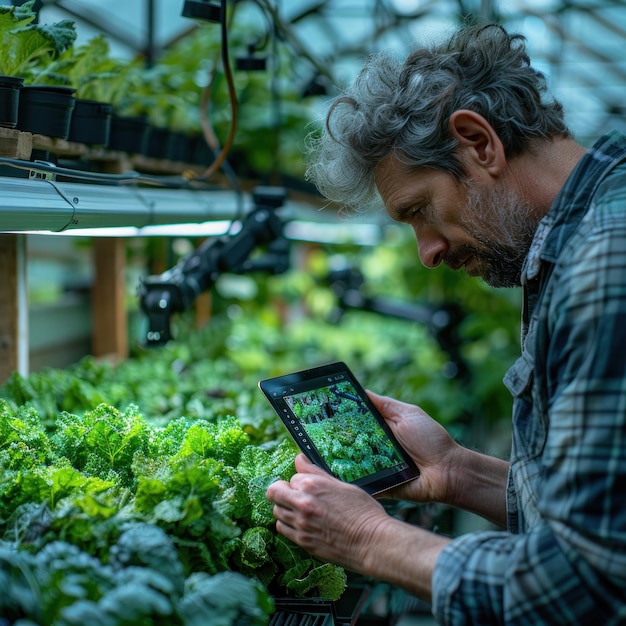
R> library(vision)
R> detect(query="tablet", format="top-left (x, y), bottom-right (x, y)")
top-left (258, 361), bottom-right (419, 495)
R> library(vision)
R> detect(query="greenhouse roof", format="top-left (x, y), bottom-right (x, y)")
top-left (39, 0), bottom-right (626, 147)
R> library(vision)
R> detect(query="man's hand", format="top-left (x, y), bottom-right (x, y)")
top-left (366, 391), bottom-right (465, 505)
top-left (266, 389), bottom-right (509, 599)
top-left (368, 391), bottom-right (509, 526)
top-left (266, 454), bottom-right (390, 572)
top-left (266, 453), bottom-right (450, 600)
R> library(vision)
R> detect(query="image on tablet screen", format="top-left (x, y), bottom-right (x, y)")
top-left (284, 380), bottom-right (405, 482)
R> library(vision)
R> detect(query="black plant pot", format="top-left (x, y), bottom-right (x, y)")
top-left (108, 115), bottom-right (149, 155)
top-left (0, 75), bottom-right (24, 129)
top-left (191, 134), bottom-right (214, 166)
top-left (68, 98), bottom-right (112, 146)
top-left (168, 131), bottom-right (194, 163)
top-left (145, 125), bottom-right (171, 160)
top-left (17, 85), bottom-right (76, 139)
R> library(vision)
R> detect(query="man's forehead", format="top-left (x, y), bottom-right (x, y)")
top-left (374, 153), bottom-right (410, 188)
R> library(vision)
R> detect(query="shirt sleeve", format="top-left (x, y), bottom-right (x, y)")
top-left (432, 524), bottom-right (619, 624)
top-left (432, 192), bottom-right (626, 624)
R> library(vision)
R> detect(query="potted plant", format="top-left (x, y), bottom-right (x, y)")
top-left (108, 90), bottom-right (152, 156)
top-left (47, 38), bottom-right (153, 155)
top-left (39, 35), bottom-right (137, 147)
top-left (135, 65), bottom-right (201, 163)
top-left (137, 18), bottom-right (320, 180)
top-left (0, 0), bottom-right (77, 137)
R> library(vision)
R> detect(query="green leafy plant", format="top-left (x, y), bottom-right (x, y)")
top-left (36, 35), bottom-right (142, 102)
top-left (0, 528), bottom-right (274, 625)
top-left (0, 0), bottom-right (76, 80)
top-left (0, 394), bottom-right (347, 623)
top-left (51, 403), bottom-right (152, 488)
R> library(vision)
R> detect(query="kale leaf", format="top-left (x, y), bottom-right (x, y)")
top-left (0, 0), bottom-right (76, 78)
top-left (178, 571), bottom-right (274, 626)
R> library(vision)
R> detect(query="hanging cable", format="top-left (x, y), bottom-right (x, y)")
top-left (193, 0), bottom-right (238, 183)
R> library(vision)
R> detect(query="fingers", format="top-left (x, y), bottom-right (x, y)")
top-left (367, 389), bottom-right (417, 415)
top-left (365, 389), bottom-right (389, 407)
top-left (265, 465), bottom-right (328, 515)
top-left (294, 453), bottom-right (327, 475)
top-left (266, 481), bottom-right (300, 536)
top-left (265, 455), bottom-right (326, 507)
top-left (366, 390), bottom-right (405, 423)
top-left (266, 472), bottom-right (326, 547)
top-left (266, 478), bottom-right (289, 503)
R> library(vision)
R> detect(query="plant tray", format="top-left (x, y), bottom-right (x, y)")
top-left (271, 585), bottom-right (369, 626)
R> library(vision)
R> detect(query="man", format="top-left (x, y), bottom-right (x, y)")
top-left (266, 23), bottom-right (626, 624)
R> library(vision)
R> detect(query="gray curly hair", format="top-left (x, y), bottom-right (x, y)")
top-left (305, 23), bottom-right (570, 212)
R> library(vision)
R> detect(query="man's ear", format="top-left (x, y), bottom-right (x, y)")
top-left (448, 109), bottom-right (506, 177)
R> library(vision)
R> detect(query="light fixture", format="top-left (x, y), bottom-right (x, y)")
top-left (301, 72), bottom-right (330, 98)
top-left (181, 0), bottom-right (221, 22)
top-left (236, 44), bottom-right (266, 71)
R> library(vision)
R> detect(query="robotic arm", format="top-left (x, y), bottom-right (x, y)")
top-left (327, 265), bottom-right (469, 381)
top-left (138, 186), bottom-right (286, 346)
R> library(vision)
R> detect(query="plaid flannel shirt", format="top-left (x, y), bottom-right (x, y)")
top-left (432, 131), bottom-right (626, 625)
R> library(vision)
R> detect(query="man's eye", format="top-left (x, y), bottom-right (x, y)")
top-left (395, 204), bottom-right (426, 222)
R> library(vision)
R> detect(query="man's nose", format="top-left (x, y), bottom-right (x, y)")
top-left (414, 225), bottom-right (448, 268)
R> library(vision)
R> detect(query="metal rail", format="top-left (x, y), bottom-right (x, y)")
top-left (0, 176), bottom-right (246, 233)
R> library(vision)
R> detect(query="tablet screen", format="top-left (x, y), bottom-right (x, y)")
top-left (258, 361), bottom-right (419, 495)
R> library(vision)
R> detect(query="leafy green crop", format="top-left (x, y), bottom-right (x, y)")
top-left (52, 403), bottom-right (151, 488)
top-left (0, 0), bottom-right (77, 79)
top-left (178, 571), bottom-right (274, 626)
top-left (0, 395), bottom-right (347, 623)
top-left (0, 333), bottom-right (285, 442)
top-left (35, 34), bottom-right (142, 100)
top-left (0, 527), bottom-right (273, 626)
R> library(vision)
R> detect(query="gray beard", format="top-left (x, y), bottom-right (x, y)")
top-left (446, 184), bottom-right (540, 288)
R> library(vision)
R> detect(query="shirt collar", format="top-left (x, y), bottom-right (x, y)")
top-left (522, 131), bottom-right (626, 284)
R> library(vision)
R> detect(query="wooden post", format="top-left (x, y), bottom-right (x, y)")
top-left (0, 235), bottom-right (28, 384)
top-left (195, 292), bottom-right (212, 329)
top-left (91, 238), bottom-right (128, 361)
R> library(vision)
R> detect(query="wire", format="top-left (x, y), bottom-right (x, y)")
top-left (0, 157), bottom-right (202, 188)
top-left (194, 0), bottom-right (239, 182)
top-left (254, 0), bottom-right (335, 85)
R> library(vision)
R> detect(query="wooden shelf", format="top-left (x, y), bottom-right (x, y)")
top-left (0, 127), bottom-right (32, 160)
